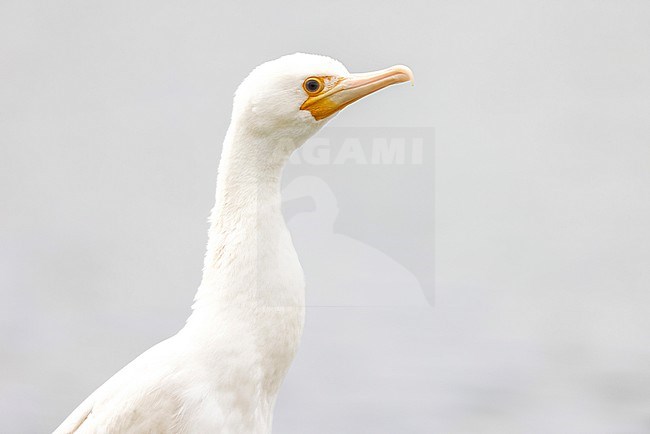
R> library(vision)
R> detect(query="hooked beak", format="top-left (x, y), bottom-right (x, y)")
top-left (300, 65), bottom-right (414, 121)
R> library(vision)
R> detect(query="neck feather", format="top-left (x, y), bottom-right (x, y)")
top-left (191, 121), bottom-right (306, 315)
top-left (184, 120), bottom-right (309, 403)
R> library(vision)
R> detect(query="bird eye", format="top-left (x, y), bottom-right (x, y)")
top-left (303, 77), bottom-right (324, 94)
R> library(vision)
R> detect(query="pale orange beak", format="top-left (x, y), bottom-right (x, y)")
top-left (300, 65), bottom-right (414, 121)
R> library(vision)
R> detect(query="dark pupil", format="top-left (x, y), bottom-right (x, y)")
top-left (306, 80), bottom-right (320, 92)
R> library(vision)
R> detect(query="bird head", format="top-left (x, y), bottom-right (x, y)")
top-left (231, 53), bottom-right (414, 145)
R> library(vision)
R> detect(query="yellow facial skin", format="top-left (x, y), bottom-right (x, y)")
top-left (300, 65), bottom-right (414, 121)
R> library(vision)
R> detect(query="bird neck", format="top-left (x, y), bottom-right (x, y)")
top-left (190, 121), bottom-right (306, 318)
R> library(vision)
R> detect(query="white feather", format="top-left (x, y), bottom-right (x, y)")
top-left (54, 52), bottom-right (412, 433)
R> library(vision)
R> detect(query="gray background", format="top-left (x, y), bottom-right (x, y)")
top-left (2, 1), bottom-right (650, 433)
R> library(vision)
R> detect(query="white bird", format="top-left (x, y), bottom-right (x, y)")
top-left (54, 53), bottom-right (413, 434)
